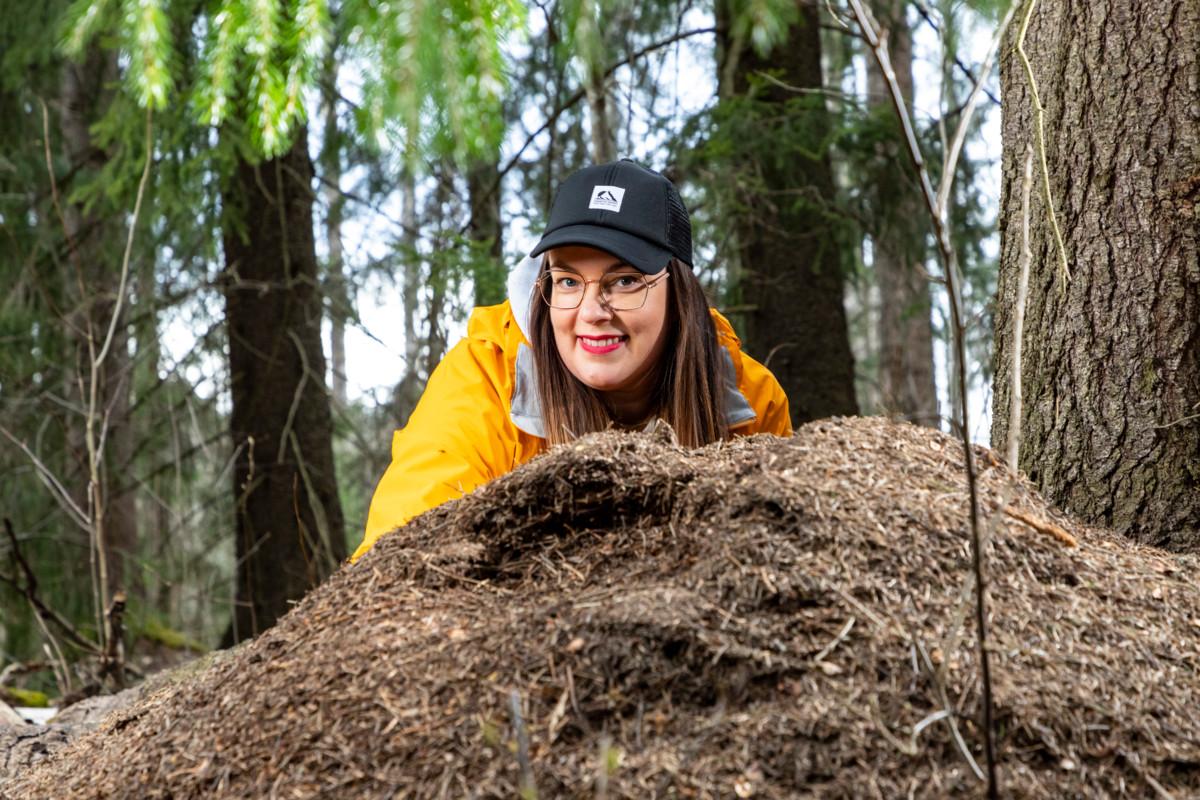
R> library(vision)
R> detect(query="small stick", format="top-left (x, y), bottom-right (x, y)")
top-left (916, 640), bottom-right (985, 781)
top-left (1003, 508), bottom-right (1077, 548)
top-left (510, 690), bottom-right (538, 799)
top-left (813, 617), bottom-right (856, 663)
top-left (0, 661), bottom-right (49, 687)
top-left (595, 734), bottom-right (612, 800)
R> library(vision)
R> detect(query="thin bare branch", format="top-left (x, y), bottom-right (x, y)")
top-left (2, 518), bottom-right (101, 658)
top-left (936, 3), bottom-right (1016, 217)
top-left (0, 426), bottom-right (91, 531)
top-left (95, 109), bottom-right (153, 369)
top-left (845, 1), bottom-right (998, 795)
top-left (1008, 145), bottom-right (1035, 472)
top-left (910, 0), bottom-right (1002, 106)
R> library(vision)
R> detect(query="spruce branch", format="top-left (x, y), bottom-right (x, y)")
top-left (845, 1), bottom-right (999, 795)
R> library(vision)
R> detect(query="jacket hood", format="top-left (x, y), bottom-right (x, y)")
top-left (505, 255), bottom-right (541, 344)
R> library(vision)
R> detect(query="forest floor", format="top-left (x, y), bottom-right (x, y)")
top-left (3, 416), bottom-right (1199, 798)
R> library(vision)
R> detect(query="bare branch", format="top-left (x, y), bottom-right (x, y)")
top-left (845, 1), bottom-right (998, 795)
top-left (0, 426), bottom-right (90, 531)
top-left (95, 109), bottom-right (153, 370)
top-left (1008, 145), bottom-right (1035, 472)
top-left (936, 4), bottom-right (1017, 218)
top-left (910, 0), bottom-right (1002, 107)
top-left (2, 519), bottom-right (101, 658)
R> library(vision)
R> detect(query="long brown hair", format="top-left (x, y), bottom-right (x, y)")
top-left (530, 258), bottom-right (728, 448)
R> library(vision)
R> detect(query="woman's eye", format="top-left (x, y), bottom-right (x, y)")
top-left (610, 275), bottom-right (640, 290)
top-left (554, 276), bottom-right (580, 289)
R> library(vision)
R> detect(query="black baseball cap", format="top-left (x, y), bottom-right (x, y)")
top-left (529, 159), bottom-right (693, 274)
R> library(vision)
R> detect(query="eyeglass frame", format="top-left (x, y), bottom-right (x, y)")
top-left (537, 268), bottom-right (670, 311)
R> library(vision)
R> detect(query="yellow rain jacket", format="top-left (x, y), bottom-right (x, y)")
top-left (354, 257), bottom-right (791, 561)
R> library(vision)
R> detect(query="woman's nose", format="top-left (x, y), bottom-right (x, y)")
top-left (577, 283), bottom-right (614, 321)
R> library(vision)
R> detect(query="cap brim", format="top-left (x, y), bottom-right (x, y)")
top-left (529, 224), bottom-right (673, 275)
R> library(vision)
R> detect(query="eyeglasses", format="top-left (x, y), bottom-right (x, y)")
top-left (539, 270), bottom-right (669, 311)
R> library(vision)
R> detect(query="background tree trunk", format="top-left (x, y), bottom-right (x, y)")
top-left (992, 0), bottom-right (1199, 549)
top-left (222, 130), bottom-right (347, 641)
top-left (320, 74), bottom-right (350, 409)
top-left (391, 167), bottom-right (424, 427)
top-left (585, 63), bottom-right (616, 164)
top-left (717, 1), bottom-right (858, 424)
top-left (467, 156), bottom-right (506, 307)
top-left (868, 0), bottom-right (938, 427)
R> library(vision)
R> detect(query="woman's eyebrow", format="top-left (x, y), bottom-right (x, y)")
top-left (546, 259), bottom-right (635, 273)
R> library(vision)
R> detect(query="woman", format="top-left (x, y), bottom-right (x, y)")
top-left (353, 160), bottom-right (790, 561)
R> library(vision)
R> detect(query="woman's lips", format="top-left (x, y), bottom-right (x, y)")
top-left (578, 335), bottom-right (626, 354)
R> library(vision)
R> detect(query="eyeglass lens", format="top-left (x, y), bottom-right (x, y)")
top-left (541, 272), bottom-right (650, 310)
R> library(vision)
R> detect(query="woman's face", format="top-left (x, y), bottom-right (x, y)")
top-left (546, 245), bottom-right (670, 419)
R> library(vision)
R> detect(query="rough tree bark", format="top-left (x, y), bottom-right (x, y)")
top-left (992, 0), bottom-right (1199, 549)
top-left (221, 130), bottom-right (347, 641)
top-left (868, 0), bottom-right (938, 427)
top-left (717, 0), bottom-right (858, 424)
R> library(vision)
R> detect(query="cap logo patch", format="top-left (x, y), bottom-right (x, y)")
top-left (588, 185), bottom-right (625, 212)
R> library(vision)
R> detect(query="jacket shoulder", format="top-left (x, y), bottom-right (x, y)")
top-left (707, 308), bottom-right (792, 437)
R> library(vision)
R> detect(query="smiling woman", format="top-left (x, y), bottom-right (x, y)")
top-left (353, 160), bottom-right (791, 561)
top-left (539, 248), bottom-right (674, 431)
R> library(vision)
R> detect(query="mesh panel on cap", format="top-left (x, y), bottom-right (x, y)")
top-left (665, 187), bottom-right (693, 266)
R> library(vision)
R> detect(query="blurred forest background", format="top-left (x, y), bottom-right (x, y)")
top-left (2, 0), bottom-right (1194, 704)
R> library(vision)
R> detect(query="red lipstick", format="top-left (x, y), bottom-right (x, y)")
top-left (578, 334), bottom-right (625, 354)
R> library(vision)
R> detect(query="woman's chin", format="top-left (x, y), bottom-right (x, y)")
top-left (571, 366), bottom-right (632, 394)
top-left (578, 375), bottom-right (625, 393)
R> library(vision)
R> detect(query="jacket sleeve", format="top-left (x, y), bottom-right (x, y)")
top-left (737, 351), bottom-right (793, 437)
top-left (352, 337), bottom-right (515, 561)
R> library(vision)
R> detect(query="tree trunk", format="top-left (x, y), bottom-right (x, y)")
top-left (717, 1), bottom-right (858, 424)
top-left (585, 62), bottom-right (616, 164)
top-left (221, 130), bottom-right (347, 642)
top-left (391, 168), bottom-right (424, 426)
top-left (320, 47), bottom-right (349, 408)
top-left (466, 157), bottom-right (505, 307)
top-left (992, 0), bottom-right (1200, 549)
top-left (868, 0), bottom-right (938, 427)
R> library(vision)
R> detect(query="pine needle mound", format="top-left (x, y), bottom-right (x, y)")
top-left (5, 417), bottom-right (1200, 798)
